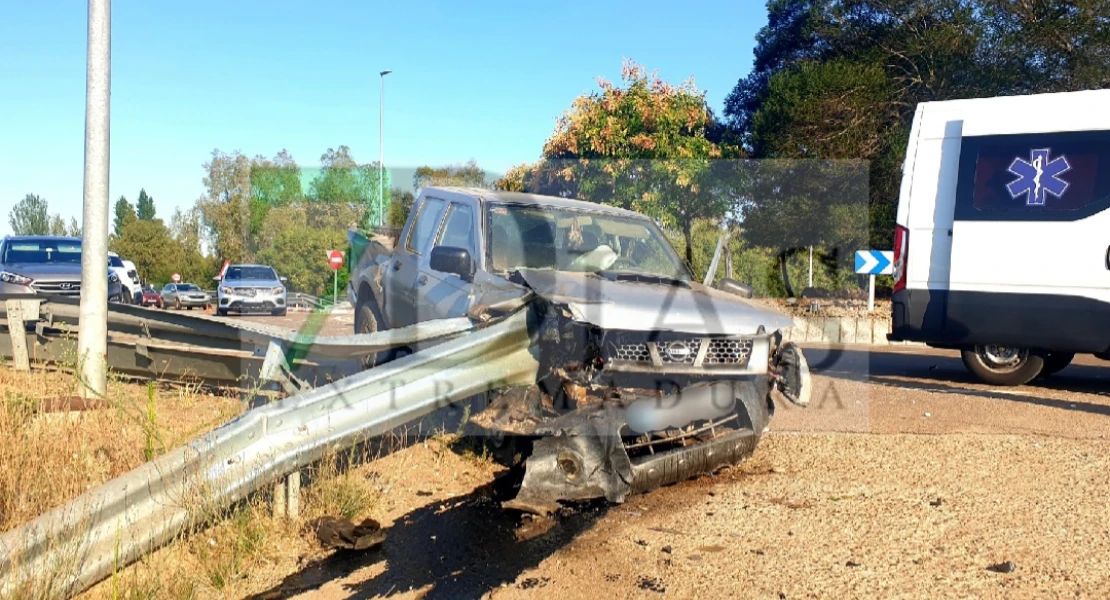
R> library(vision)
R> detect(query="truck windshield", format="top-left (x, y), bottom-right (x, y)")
top-left (486, 204), bottom-right (691, 280)
top-left (224, 266), bottom-right (277, 281)
top-left (2, 240), bottom-right (82, 264)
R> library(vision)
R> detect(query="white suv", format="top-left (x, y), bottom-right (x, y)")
top-left (216, 264), bottom-right (288, 316)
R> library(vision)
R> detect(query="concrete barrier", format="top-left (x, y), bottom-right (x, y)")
top-left (781, 315), bottom-right (926, 347)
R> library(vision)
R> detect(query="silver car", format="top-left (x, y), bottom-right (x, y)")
top-left (159, 282), bottom-right (209, 310)
top-left (0, 235), bottom-right (123, 301)
top-left (216, 264), bottom-right (287, 316)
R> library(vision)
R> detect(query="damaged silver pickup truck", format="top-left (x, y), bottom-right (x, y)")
top-left (348, 187), bottom-right (810, 514)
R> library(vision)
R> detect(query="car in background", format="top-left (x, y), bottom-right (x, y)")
top-left (109, 251), bottom-right (142, 304)
top-left (160, 283), bottom-right (209, 310)
top-left (0, 235), bottom-right (122, 301)
top-left (123, 259), bottom-right (142, 302)
top-left (139, 286), bottom-right (163, 308)
top-left (217, 264), bottom-right (287, 316)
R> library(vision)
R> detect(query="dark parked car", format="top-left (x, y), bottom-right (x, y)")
top-left (0, 235), bottom-right (122, 301)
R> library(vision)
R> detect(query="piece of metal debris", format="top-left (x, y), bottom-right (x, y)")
top-left (309, 516), bottom-right (385, 551)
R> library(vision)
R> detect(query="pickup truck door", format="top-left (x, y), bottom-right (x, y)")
top-left (419, 201), bottom-right (479, 321)
top-left (385, 197), bottom-right (447, 327)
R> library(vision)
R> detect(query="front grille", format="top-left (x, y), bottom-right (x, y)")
top-left (609, 336), bottom-right (753, 368)
top-left (704, 338), bottom-right (754, 365)
top-left (31, 281), bottom-right (80, 295)
top-left (614, 342), bottom-right (651, 362)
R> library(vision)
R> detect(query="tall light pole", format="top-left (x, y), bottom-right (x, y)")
top-left (378, 69), bottom-right (392, 227)
top-left (78, 0), bottom-right (111, 399)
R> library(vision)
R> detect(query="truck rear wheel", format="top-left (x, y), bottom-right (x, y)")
top-left (961, 345), bottom-right (1044, 386)
top-left (355, 300), bottom-right (390, 369)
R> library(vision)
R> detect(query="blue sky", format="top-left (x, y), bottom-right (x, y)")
top-left (0, 0), bottom-right (765, 234)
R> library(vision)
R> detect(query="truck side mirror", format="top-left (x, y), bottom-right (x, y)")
top-left (430, 246), bottom-right (474, 281)
top-left (717, 278), bottom-right (753, 299)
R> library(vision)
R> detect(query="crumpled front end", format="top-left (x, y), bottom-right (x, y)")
top-left (465, 281), bottom-right (811, 515)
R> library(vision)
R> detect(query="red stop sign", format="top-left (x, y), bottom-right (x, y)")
top-left (327, 250), bottom-right (344, 270)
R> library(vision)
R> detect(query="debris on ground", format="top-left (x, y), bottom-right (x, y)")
top-left (987, 561), bottom-right (1017, 574)
top-left (308, 516), bottom-right (385, 551)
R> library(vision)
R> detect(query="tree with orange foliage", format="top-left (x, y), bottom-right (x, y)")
top-left (496, 60), bottom-right (742, 267)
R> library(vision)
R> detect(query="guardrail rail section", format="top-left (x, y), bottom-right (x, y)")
top-left (0, 295), bottom-right (540, 598)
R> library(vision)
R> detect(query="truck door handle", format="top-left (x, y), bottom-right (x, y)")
top-left (392, 260), bottom-right (402, 272)
top-left (417, 274), bottom-right (428, 286)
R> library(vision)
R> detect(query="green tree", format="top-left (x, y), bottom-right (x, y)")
top-left (385, 188), bottom-right (415, 229)
top-left (136, 189), bottom-right (156, 220)
top-left (198, 149), bottom-right (253, 264)
top-left (308, 146), bottom-right (388, 227)
top-left (8, 194), bottom-right (51, 235)
top-left (412, 160), bottom-right (487, 191)
top-left (520, 60), bottom-right (742, 265)
top-left (257, 227), bottom-right (349, 296)
top-left (113, 195), bottom-right (136, 237)
top-left (110, 219), bottom-right (178, 285)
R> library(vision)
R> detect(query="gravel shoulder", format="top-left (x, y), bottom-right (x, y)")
top-left (272, 347), bottom-right (1110, 600)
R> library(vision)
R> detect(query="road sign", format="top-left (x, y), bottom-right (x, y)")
top-left (328, 250), bottom-right (344, 271)
top-left (171, 272), bottom-right (181, 283)
top-left (855, 250), bottom-right (893, 275)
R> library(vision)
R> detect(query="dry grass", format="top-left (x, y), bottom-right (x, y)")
top-left (1, 360), bottom-right (469, 600)
top-left (0, 368), bottom-right (243, 535)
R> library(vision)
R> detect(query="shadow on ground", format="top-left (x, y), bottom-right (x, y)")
top-left (244, 477), bottom-right (607, 600)
top-left (805, 346), bottom-right (1110, 415)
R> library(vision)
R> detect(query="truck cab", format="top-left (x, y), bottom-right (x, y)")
top-left (889, 89), bottom-right (1110, 384)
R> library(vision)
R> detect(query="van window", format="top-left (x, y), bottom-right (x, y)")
top-left (956, 130), bottom-right (1110, 220)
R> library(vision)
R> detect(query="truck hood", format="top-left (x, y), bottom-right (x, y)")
top-left (513, 270), bottom-right (794, 335)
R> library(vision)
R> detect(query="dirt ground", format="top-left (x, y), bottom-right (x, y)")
top-left (217, 347), bottom-right (1110, 600)
top-left (9, 305), bottom-right (1109, 598)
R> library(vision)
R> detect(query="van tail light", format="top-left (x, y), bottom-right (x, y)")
top-left (892, 224), bottom-right (909, 293)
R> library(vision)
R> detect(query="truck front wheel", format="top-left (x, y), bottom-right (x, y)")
top-left (960, 345), bottom-right (1044, 386)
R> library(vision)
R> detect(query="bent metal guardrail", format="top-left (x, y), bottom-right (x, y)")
top-left (0, 302), bottom-right (540, 598)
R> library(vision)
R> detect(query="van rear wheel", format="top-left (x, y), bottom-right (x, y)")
top-left (1039, 352), bottom-right (1075, 377)
top-left (961, 345), bottom-right (1044, 386)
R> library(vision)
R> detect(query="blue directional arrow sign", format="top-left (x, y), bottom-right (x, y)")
top-left (855, 250), bottom-right (894, 275)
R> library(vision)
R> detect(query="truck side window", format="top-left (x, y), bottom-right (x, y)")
top-left (406, 198), bottom-right (447, 255)
top-left (436, 203), bottom-right (476, 257)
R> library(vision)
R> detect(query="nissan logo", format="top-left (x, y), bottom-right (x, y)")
top-left (665, 342), bottom-right (692, 361)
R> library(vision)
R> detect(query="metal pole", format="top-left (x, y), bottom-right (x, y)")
top-left (868, 274), bottom-right (875, 312)
top-left (333, 269), bottom-right (338, 305)
top-left (77, 0), bottom-right (111, 399)
top-left (378, 69), bottom-right (391, 227)
top-left (808, 246), bottom-right (814, 288)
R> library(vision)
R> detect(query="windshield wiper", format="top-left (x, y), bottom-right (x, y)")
top-left (594, 270), bottom-right (689, 287)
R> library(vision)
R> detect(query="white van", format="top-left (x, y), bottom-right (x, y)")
top-left (889, 89), bottom-right (1110, 385)
top-left (108, 252), bottom-right (142, 304)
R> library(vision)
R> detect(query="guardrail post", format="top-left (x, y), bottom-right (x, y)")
top-left (287, 472), bottom-right (301, 518)
top-left (272, 478), bottom-right (287, 518)
top-left (5, 300), bottom-right (39, 371)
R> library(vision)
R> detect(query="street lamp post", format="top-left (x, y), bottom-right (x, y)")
top-left (378, 69), bottom-right (392, 227)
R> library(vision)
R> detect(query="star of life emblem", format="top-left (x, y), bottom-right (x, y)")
top-left (1007, 148), bottom-right (1070, 206)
